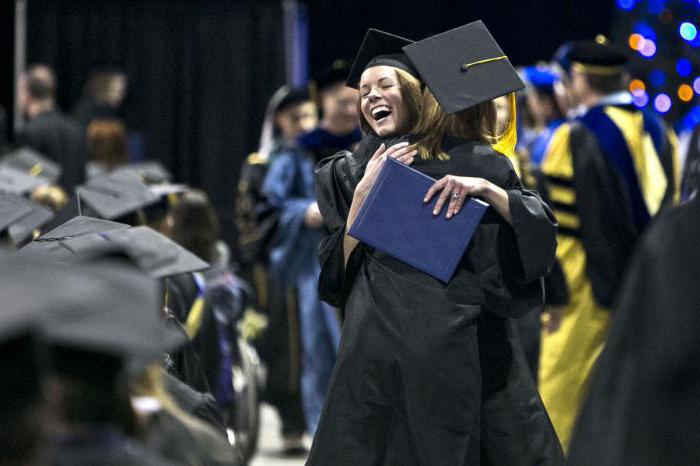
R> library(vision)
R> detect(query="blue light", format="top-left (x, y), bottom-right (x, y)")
top-left (617, 0), bottom-right (636, 10)
top-left (677, 58), bottom-right (693, 77)
top-left (648, 0), bottom-right (665, 14)
top-left (680, 22), bottom-right (698, 41)
top-left (649, 69), bottom-right (666, 86)
top-left (634, 22), bottom-right (657, 41)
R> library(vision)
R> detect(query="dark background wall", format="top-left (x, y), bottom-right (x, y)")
top-left (24, 0), bottom-right (286, 251)
top-left (307, 0), bottom-right (615, 76)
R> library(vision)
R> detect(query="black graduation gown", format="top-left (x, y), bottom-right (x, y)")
top-left (16, 110), bottom-right (87, 192)
top-left (307, 136), bottom-right (563, 465)
top-left (568, 196), bottom-right (700, 466)
top-left (50, 425), bottom-right (171, 466)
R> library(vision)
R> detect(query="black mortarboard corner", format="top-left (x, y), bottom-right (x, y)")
top-left (568, 37), bottom-right (629, 75)
top-left (403, 20), bottom-right (524, 114)
top-left (0, 192), bottom-right (54, 246)
top-left (0, 166), bottom-right (46, 195)
top-left (77, 169), bottom-right (160, 220)
top-left (314, 59), bottom-right (352, 92)
top-left (346, 29), bottom-right (417, 89)
top-left (0, 147), bottom-right (62, 184)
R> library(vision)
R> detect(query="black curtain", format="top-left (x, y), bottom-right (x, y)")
top-left (26, 0), bottom-right (286, 252)
top-left (307, 0), bottom-right (613, 76)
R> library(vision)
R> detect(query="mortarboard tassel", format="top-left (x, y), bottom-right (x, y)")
top-left (492, 92), bottom-right (518, 157)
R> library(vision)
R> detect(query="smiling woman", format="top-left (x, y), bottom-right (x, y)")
top-left (307, 24), bottom-right (564, 465)
top-left (358, 66), bottom-right (417, 138)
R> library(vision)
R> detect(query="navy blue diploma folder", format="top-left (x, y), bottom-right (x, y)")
top-left (348, 156), bottom-right (488, 283)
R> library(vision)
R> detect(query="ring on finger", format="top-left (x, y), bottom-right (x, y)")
top-left (451, 191), bottom-right (460, 199)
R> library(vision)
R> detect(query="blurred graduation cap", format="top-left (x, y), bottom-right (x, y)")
top-left (0, 147), bottom-right (62, 184)
top-left (17, 216), bottom-right (209, 278)
top-left (568, 36), bottom-right (629, 75)
top-left (0, 257), bottom-right (183, 364)
top-left (313, 59), bottom-right (352, 93)
top-left (521, 64), bottom-right (560, 93)
top-left (0, 166), bottom-right (47, 195)
top-left (403, 20), bottom-right (525, 155)
top-left (77, 169), bottom-right (160, 220)
top-left (110, 160), bottom-right (173, 184)
top-left (0, 192), bottom-right (55, 246)
top-left (346, 29), bottom-right (417, 89)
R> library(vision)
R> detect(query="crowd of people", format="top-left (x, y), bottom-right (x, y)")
top-left (1, 17), bottom-right (700, 466)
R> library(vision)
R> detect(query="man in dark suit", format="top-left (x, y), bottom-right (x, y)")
top-left (16, 64), bottom-right (86, 192)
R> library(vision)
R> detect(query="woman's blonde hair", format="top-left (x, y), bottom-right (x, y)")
top-left (357, 67), bottom-right (498, 160)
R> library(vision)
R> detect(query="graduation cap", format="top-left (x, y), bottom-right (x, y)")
top-left (0, 192), bottom-right (55, 246)
top-left (0, 166), bottom-right (47, 195)
top-left (568, 36), bottom-right (629, 75)
top-left (313, 59), bottom-right (352, 92)
top-left (0, 192), bottom-right (33, 233)
top-left (521, 64), bottom-right (560, 93)
top-left (0, 258), bottom-right (183, 364)
top-left (276, 87), bottom-right (313, 113)
top-left (17, 216), bottom-right (209, 278)
top-left (110, 160), bottom-right (173, 184)
top-left (77, 169), bottom-right (160, 220)
top-left (0, 146), bottom-right (62, 183)
top-left (346, 29), bottom-right (417, 89)
top-left (403, 20), bottom-right (525, 156)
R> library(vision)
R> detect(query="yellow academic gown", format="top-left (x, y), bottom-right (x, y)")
top-left (538, 104), bottom-right (680, 452)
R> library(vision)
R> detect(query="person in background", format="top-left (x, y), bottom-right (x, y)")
top-left (72, 69), bottom-right (128, 129)
top-left (298, 60), bottom-right (362, 160)
top-left (261, 87), bottom-right (343, 439)
top-left (86, 118), bottom-right (131, 178)
top-left (235, 86), bottom-right (315, 454)
top-left (16, 64), bottom-right (87, 192)
top-left (521, 65), bottom-right (566, 169)
top-left (537, 37), bottom-right (680, 452)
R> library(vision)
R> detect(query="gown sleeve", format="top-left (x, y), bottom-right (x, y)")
top-left (261, 151), bottom-right (315, 281)
top-left (314, 152), bottom-right (366, 308)
top-left (494, 158), bottom-right (559, 317)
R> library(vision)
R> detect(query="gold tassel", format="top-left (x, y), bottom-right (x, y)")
top-left (492, 92), bottom-right (518, 157)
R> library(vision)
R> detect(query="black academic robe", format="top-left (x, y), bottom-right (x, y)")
top-left (16, 110), bottom-right (86, 192)
top-left (50, 425), bottom-right (171, 466)
top-left (568, 196), bottom-right (700, 466)
top-left (307, 135), bottom-right (563, 465)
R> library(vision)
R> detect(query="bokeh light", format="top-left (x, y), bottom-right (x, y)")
top-left (617, 0), bottom-right (636, 10)
top-left (639, 39), bottom-right (657, 57)
top-left (694, 77), bottom-right (700, 94)
top-left (629, 79), bottom-right (646, 92)
top-left (654, 94), bottom-right (672, 113)
top-left (628, 33), bottom-right (644, 50)
top-left (676, 58), bottom-right (692, 77)
top-left (680, 22), bottom-right (698, 41)
top-left (632, 91), bottom-right (650, 107)
top-left (678, 84), bottom-right (694, 102)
